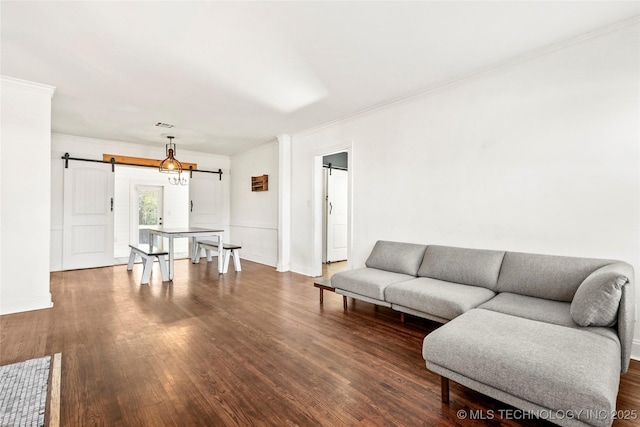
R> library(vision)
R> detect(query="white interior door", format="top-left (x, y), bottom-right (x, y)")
top-left (326, 168), bottom-right (348, 262)
top-left (63, 161), bottom-right (114, 270)
top-left (134, 185), bottom-right (163, 246)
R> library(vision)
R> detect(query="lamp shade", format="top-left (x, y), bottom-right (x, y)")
top-left (159, 138), bottom-right (182, 174)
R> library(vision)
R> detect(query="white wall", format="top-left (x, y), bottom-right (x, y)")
top-left (290, 26), bottom-right (640, 348)
top-left (1, 76), bottom-right (55, 314)
top-left (51, 133), bottom-right (231, 271)
top-left (230, 141), bottom-right (279, 266)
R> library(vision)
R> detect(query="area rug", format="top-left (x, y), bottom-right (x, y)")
top-left (0, 355), bottom-right (50, 427)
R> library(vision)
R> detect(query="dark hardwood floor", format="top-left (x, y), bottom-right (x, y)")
top-left (1, 259), bottom-right (639, 426)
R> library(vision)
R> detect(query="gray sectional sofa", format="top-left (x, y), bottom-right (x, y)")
top-left (329, 241), bottom-right (635, 427)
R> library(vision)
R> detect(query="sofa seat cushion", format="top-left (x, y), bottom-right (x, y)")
top-left (330, 267), bottom-right (415, 300)
top-left (384, 278), bottom-right (496, 321)
top-left (423, 309), bottom-right (621, 427)
top-left (478, 293), bottom-right (619, 342)
top-left (479, 292), bottom-right (575, 325)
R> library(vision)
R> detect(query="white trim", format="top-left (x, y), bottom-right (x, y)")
top-left (241, 253), bottom-right (277, 268)
top-left (293, 17), bottom-right (640, 139)
top-left (230, 223), bottom-right (277, 231)
top-left (290, 262), bottom-right (308, 276)
top-left (0, 294), bottom-right (53, 315)
top-left (631, 339), bottom-right (640, 361)
top-left (1, 75), bottom-right (56, 96)
top-left (277, 134), bottom-right (292, 272)
top-left (312, 154), bottom-right (324, 277)
top-left (312, 142), bottom-right (353, 277)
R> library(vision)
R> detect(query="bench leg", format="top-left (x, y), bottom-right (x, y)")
top-left (157, 255), bottom-right (169, 282)
top-left (441, 376), bottom-right (450, 404)
top-left (223, 249), bottom-right (231, 273)
top-left (206, 248), bottom-right (213, 262)
top-left (127, 250), bottom-right (136, 271)
top-left (140, 256), bottom-right (153, 285)
top-left (232, 249), bottom-right (241, 271)
top-left (343, 295), bottom-right (348, 311)
top-left (194, 246), bottom-right (202, 264)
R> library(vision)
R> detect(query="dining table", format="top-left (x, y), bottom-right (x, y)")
top-left (148, 227), bottom-right (225, 280)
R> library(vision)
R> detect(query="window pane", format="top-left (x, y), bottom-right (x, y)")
top-left (138, 191), bottom-right (158, 226)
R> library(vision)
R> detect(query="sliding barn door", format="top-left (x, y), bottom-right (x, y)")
top-left (189, 173), bottom-right (224, 228)
top-left (62, 161), bottom-right (114, 270)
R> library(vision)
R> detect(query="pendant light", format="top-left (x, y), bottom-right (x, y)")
top-left (159, 136), bottom-right (182, 174)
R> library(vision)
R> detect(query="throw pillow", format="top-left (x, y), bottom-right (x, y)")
top-left (570, 273), bottom-right (628, 327)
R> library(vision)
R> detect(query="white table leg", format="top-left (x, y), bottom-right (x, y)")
top-left (190, 237), bottom-right (198, 263)
top-left (168, 236), bottom-right (174, 280)
top-left (217, 233), bottom-right (224, 274)
top-left (149, 231), bottom-right (156, 251)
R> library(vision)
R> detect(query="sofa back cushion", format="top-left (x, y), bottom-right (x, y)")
top-left (417, 245), bottom-right (506, 290)
top-left (365, 241), bottom-right (427, 276)
top-left (497, 251), bottom-right (613, 302)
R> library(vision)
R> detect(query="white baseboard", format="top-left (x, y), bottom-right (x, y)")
top-left (631, 339), bottom-right (640, 361)
top-left (0, 294), bottom-right (53, 316)
top-left (242, 253), bottom-right (277, 268)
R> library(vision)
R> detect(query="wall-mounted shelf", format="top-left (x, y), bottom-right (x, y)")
top-left (251, 174), bottom-right (269, 192)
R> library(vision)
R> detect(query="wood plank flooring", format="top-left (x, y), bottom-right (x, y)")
top-left (1, 259), bottom-right (639, 426)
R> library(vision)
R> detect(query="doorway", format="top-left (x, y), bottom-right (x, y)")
top-left (315, 150), bottom-right (350, 278)
top-left (113, 165), bottom-right (190, 264)
top-left (323, 152), bottom-right (348, 263)
top-left (312, 146), bottom-right (352, 277)
top-left (134, 185), bottom-right (163, 246)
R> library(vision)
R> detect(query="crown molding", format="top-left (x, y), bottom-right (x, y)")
top-left (294, 16), bottom-right (640, 138)
top-left (1, 75), bottom-right (56, 97)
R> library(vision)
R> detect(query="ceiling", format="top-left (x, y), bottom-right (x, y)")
top-left (2, 1), bottom-right (638, 156)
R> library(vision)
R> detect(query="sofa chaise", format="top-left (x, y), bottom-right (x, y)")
top-left (329, 241), bottom-right (635, 427)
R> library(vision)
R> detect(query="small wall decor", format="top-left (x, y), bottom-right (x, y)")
top-left (251, 174), bottom-right (269, 192)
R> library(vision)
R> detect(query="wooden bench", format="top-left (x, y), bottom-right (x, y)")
top-left (127, 244), bottom-right (169, 284)
top-left (195, 240), bottom-right (242, 273)
top-left (314, 278), bottom-right (347, 310)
